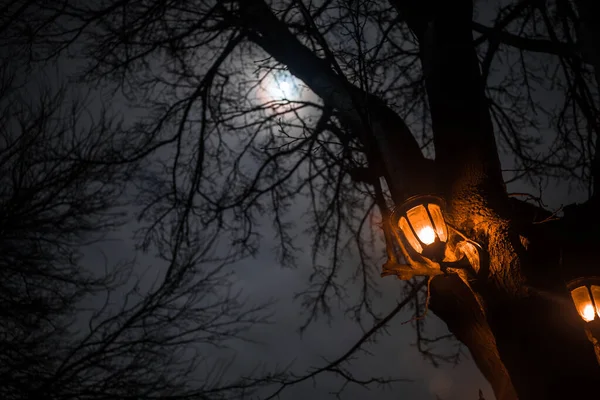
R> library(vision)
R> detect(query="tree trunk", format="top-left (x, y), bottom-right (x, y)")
top-left (574, 0), bottom-right (600, 89)
top-left (235, 1), bottom-right (600, 398)
top-left (429, 275), bottom-right (518, 400)
top-left (390, 0), bottom-right (600, 398)
top-left (572, 0), bottom-right (600, 198)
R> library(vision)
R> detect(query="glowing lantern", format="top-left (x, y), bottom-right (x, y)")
top-left (567, 278), bottom-right (600, 322)
top-left (392, 195), bottom-right (448, 262)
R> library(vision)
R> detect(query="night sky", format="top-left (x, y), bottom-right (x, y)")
top-left (3, 0), bottom-right (590, 399)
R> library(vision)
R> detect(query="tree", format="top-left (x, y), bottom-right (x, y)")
top-left (9, 0), bottom-right (600, 399)
top-left (0, 28), bottom-right (280, 400)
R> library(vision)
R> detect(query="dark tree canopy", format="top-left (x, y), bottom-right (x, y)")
top-left (3, 0), bottom-right (600, 399)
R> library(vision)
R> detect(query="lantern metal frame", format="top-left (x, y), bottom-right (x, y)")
top-left (566, 276), bottom-right (600, 322)
top-left (391, 194), bottom-right (448, 263)
top-left (565, 276), bottom-right (600, 366)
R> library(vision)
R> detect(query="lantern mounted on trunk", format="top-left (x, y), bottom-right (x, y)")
top-left (567, 277), bottom-right (600, 322)
top-left (391, 195), bottom-right (448, 263)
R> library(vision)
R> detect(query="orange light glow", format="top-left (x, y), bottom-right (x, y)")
top-left (394, 196), bottom-right (448, 260)
top-left (399, 216), bottom-right (423, 253)
top-left (427, 204), bottom-right (448, 242)
top-left (406, 205), bottom-right (438, 247)
top-left (583, 304), bottom-right (596, 322)
top-left (417, 226), bottom-right (436, 245)
top-left (592, 285), bottom-right (600, 317)
top-left (570, 286), bottom-right (596, 322)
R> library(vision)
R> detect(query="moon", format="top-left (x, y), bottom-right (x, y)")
top-left (278, 80), bottom-right (294, 98)
top-left (254, 71), bottom-right (305, 110)
top-left (269, 72), bottom-right (300, 100)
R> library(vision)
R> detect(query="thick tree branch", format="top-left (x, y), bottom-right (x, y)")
top-left (233, 0), bottom-right (431, 200)
top-left (388, 0), bottom-right (506, 212)
top-left (472, 21), bottom-right (581, 59)
top-left (429, 275), bottom-right (517, 400)
top-left (427, 3), bottom-right (506, 205)
top-left (470, 0), bottom-right (583, 63)
top-left (572, 0), bottom-right (600, 200)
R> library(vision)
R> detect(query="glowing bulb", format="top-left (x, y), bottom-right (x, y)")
top-left (417, 226), bottom-right (436, 245)
top-left (583, 304), bottom-right (596, 322)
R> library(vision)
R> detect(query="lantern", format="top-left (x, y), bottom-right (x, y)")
top-left (392, 195), bottom-right (448, 262)
top-left (567, 277), bottom-right (600, 322)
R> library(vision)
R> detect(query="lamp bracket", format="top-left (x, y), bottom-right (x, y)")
top-left (381, 261), bottom-right (444, 280)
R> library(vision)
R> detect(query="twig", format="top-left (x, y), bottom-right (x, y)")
top-left (532, 205), bottom-right (563, 224)
top-left (401, 276), bottom-right (435, 325)
top-left (263, 280), bottom-right (427, 399)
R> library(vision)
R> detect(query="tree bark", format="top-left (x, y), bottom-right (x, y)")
top-left (429, 275), bottom-right (517, 400)
top-left (573, 0), bottom-right (600, 88)
top-left (390, 0), bottom-right (600, 398)
top-left (236, 1), bottom-right (600, 398)
top-left (571, 0), bottom-right (600, 199)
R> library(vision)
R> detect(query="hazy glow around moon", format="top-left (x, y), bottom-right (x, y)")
top-left (278, 80), bottom-right (294, 98)
top-left (251, 69), bottom-right (315, 119)
top-left (261, 71), bottom-right (301, 101)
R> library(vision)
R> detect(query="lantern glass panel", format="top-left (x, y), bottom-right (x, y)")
top-left (427, 203), bottom-right (448, 242)
top-left (591, 285), bottom-right (600, 318)
top-left (571, 286), bottom-right (595, 322)
top-left (399, 216), bottom-right (423, 253)
top-left (406, 205), bottom-right (436, 245)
